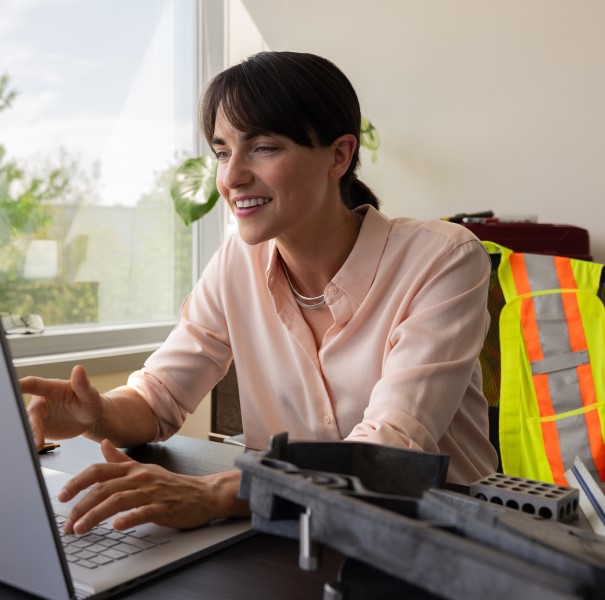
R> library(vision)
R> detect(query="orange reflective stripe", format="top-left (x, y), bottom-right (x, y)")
top-left (555, 257), bottom-right (586, 351)
top-left (533, 373), bottom-right (566, 484)
top-left (520, 297), bottom-right (542, 362)
top-left (532, 373), bottom-right (555, 418)
top-left (509, 253), bottom-right (531, 295)
top-left (577, 363), bottom-right (605, 481)
top-left (560, 293), bottom-right (586, 351)
top-left (554, 256), bottom-right (577, 289)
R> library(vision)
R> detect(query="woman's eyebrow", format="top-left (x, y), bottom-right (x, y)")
top-left (211, 130), bottom-right (274, 147)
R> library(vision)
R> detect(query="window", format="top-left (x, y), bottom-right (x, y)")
top-left (1, 0), bottom-right (225, 360)
top-left (1, 0), bottom-right (195, 327)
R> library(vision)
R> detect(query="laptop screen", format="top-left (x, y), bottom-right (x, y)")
top-left (0, 326), bottom-right (74, 599)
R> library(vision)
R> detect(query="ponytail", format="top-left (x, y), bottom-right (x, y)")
top-left (343, 176), bottom-right (380, 210)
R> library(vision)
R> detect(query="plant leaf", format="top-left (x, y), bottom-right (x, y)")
top-left (360, 115), bottom-right (380, 163)
top-left (170, 156), bottom-right (220, 225)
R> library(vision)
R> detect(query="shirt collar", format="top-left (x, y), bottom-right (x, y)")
top-left (334, 205), bottom-right (391, 307)
top-left (265, 205), bottom-right (391, 308)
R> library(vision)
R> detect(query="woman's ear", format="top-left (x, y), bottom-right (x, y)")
top-left (329, 134), bottom-right (357, 180)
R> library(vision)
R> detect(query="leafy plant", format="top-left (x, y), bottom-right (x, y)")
top-left (360, 116), bottom-right (380, 163)
top-left (170, 155), bottom-right (220, 226)
top-left (0, 73), bottom-right (99, 286)
top-left (171, 117), bottom-right (380, 226)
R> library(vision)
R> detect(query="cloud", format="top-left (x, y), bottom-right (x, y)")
top-left (0, 100), bottom-right (192, 207)
top-left (0, 0), bottom-right (36, 35)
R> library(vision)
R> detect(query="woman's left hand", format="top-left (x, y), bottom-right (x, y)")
top-left (59, 439), bottom-right (248, 535)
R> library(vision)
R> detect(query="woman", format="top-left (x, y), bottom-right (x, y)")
top-left (21, 51), bottom-right (498, 535)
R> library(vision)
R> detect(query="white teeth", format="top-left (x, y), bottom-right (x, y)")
top-left (235, 198), bottom-right (271, 208)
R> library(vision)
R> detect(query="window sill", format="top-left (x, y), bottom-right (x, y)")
top-left (8, 322), bottom-right (175, 378)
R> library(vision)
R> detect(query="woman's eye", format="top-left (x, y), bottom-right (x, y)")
top-left (255, 146), bottom-right (276, 154)
top-left (214, 150), bottom-right (230, 160)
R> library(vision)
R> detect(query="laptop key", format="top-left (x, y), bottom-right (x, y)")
top-left (91, 555), bottom-right (114, 566)
top-left (145, 535), bottom-right (170, 545)
top-left (54, 512), bottom-right (171, 570)
top-left (100, 548), bottom-right (128, 560)
top-left (84, 544), bottom-right (107, 555)
top-left (122, 536), bottom-right (157, 550)
top-left (113, 542), bottom-right (141, 555)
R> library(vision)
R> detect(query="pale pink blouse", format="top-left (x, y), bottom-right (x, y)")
top-left (128, 205), bottom-right (499, 484)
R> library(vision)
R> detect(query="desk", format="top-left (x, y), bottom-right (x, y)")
top-left (2, 436), bottom-right (343, 600)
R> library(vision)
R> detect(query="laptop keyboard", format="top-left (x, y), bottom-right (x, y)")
top-left (54, 514), bottom-right (171, 570)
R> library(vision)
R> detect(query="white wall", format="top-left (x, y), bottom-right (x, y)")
top-left (234, 0), bottom-right (605, 261)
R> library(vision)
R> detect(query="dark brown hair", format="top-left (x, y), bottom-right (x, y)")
top-left (201, 51), bottom-right (379, 210)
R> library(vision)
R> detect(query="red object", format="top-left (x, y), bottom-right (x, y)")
top-left (462, 223), bottom-right (592, 261)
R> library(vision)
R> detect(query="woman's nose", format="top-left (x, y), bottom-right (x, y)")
top-left (221, 153), bottom-right (253, 189)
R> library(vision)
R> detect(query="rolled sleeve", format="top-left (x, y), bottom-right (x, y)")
top-left (126, 247), bottom-right (235, 441)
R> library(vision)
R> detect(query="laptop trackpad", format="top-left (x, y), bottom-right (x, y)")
top-left (43, 467), bottom-right (93, 516)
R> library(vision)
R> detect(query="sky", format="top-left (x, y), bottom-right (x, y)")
top-left (0, 0), bottom-right (197, 206)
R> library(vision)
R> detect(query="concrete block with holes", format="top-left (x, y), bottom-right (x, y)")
top-left (470, 472), bottom-right (579, 523)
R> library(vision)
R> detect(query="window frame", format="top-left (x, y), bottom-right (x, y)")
top-left (8, 0), bottom-right (226, 372)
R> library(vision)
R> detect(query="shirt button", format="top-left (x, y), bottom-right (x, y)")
top-left (327, 285), bottom-right (337, 295)
top-left (323, 415), bottom-right (331, 425)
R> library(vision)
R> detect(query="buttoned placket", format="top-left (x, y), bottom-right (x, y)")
top-left (267, 259), bottom-right (344, 436)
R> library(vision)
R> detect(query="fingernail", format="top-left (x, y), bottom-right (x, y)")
top-left (74, 519), bottom-right (87, 535)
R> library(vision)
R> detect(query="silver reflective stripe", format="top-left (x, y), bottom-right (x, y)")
top-left (523, 254), bottom-right (599, 478)
top-left (524, 254), bottom-right (560, 292)
top-left (532, 294), bottom-right (572, 360)
top-left (555, 411), bottom-right (599, 477)
top-left (530, 349), bottom-right (589, 375)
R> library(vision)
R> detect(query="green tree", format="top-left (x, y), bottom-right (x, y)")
top-left (0, 73), bottom-right (101, 324)
top-left (0, 73), bottom-right (16, 113)
top-left (0, 73), bottom-right (99, 284)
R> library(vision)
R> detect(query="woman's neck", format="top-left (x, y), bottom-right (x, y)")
top-left (276, 207), bottom-right (362, 298)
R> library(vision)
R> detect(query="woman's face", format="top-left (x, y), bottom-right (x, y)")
top-left (211, 108), bottom-right (340, 246)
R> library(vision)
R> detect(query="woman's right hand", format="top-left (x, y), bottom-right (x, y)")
top-left (20, 365), bottom-right (105, 451)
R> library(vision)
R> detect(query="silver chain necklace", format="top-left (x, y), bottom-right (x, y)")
top-left (281, 211), bottom-right (362, 310)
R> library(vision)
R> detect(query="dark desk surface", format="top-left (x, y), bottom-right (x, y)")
top-left (4, 436), bottom-right (343, 600)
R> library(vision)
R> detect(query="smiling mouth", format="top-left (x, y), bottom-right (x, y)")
top-left (234, 197), bottom-right (272, 209)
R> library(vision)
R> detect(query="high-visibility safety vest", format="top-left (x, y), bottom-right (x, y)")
top-left (483, 241), bottom-right (605, 485)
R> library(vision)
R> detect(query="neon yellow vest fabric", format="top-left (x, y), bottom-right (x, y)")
top-left (483, 241), bottom-right (605, 484)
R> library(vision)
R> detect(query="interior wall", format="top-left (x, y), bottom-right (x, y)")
top-left (235, 0), bottom-right (605, 261)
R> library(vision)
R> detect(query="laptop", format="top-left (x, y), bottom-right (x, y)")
top-left (0, 326), bottom-right (254, 600)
